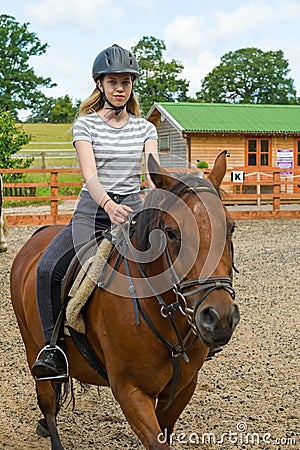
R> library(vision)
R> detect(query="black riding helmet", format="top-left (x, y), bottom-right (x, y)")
top-left (92, 44), bottom-right (139, 115)
top-left (92, 44), bottom-right (139, 81)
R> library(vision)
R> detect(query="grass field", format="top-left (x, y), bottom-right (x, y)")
top-left (16, 122), bottom-right (78, 168)
top-left (20, 123), bottom-right (73, 148)
top-left (4, 123), bottom-right (82, 205)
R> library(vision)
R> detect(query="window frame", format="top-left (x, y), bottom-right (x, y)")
top-left (159, 135), bottom-right (170, 153)
top-left (245, 138), bottom-right (272, 168)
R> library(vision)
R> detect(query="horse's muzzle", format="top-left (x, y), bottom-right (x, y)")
top-left (195, 303), bottom-right (240, 348)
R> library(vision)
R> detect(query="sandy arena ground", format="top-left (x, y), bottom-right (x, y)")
top-left (0, 220), bottom-right (299, 449)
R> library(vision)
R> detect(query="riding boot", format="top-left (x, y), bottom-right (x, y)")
top-left (32, 340), bottom-right (68, 382)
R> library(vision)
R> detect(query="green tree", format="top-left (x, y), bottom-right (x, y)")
top-left (0, 14), bottom-right (56, 117)
top-left (49, 95), bottom-right (78, 123)
top-left (132, 36), bottom-right (189, 114)
top-left (0, 110), bottom-right (32, 180)
top-left (29, 95), bottom-right (80, 123)
top-left (27, 94), bottom-right (56, 123)
top-left (196, 48), bottom-right (297, 104)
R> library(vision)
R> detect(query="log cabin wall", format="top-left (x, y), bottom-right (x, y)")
top-left (156, 119), bottom-right (187, 167)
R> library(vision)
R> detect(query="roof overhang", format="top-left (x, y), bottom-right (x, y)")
top-left (182, 130), bottom-right (300, 137)
top-left (146, 103), bottom-right (184, 134)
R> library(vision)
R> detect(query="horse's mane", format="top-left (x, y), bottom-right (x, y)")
top-left (134, 174), bottom-right (217, 253)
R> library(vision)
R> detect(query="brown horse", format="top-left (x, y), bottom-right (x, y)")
top-left (0, 174), bottom-right (8, 252)
top-left (10, 151), bottom-right (240, 450)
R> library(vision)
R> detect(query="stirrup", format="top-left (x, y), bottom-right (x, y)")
top-left (34, 344), bottom-right (69, 381)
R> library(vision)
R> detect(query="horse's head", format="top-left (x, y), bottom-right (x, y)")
top-left (137, 151), bottom-right (240, 349)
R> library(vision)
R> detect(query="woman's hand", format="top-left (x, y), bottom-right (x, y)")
top-left (104, 200), bottom-right (133, 225)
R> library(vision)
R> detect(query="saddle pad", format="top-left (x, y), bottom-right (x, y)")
top-left (66, 237), bottom-right (113, 333)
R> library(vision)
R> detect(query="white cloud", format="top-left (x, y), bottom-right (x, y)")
top-left (182, 51), bottom-right (219, 96)
top-left (125, 0), bottom-right (155, 13)
top-left (276, 0), bottom-right (300, 21)
top-left (26, 0), bottom-right (124, 29)
top-left (164, 15), bottom-right (204, 58)
top-left (212, 3), bottom-right (273, 37)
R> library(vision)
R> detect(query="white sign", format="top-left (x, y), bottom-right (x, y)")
top-left (277, 149), bottom-right (293, 173)
top-left (231, 171), bottom-right (245, 183)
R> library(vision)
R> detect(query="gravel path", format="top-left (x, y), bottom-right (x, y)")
top-left (1, 220), bottom-right (299, 449)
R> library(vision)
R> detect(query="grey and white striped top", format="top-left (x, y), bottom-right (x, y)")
top-left (73, 112), bottom-right (157, 194)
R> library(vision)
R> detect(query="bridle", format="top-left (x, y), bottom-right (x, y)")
top-left (105, 184), bottom-right (237, 336)
top-left (100, 184), bottom-right (237, 409)
top-left (156, 185), bottom-right (236, 332)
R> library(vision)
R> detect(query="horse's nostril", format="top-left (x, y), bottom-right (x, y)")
top-left (199, 307), bottom-right (220, 332)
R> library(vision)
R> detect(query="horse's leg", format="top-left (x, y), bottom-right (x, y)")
top-left (35, 380), bottom-right (65, 450)
top-left (155, 376), bottom-right (198, 445)
top-left (112, 383), bottom-right (170, 449)
top-left (21, 328), bottom-right (64, 449)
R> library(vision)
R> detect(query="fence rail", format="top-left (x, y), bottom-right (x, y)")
top-left (13, 148), bottom-right (77, 169)
top-left (1, 167), bottom-right (300, 225)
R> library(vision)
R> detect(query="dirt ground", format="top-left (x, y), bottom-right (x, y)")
top-left (0, 220), bottom-right (299, 449)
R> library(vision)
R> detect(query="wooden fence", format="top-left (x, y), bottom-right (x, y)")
top-left (1, 167), bottom-right (300, 225)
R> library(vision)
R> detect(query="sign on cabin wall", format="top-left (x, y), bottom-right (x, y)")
top-left (277, 149), bottom-right (293, 172)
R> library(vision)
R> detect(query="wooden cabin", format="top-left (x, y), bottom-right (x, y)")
top-left (147, 102), bottom-right (300, 193)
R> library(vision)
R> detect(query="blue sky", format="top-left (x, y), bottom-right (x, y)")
top-left (2, 0), bottom-right (300, 118)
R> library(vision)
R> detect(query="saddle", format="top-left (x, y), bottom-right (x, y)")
top-left (61, 232), bottom-right (114, 333)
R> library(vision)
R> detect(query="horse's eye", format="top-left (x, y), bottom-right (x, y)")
top-left (165, 228), bottom-right (180, 242)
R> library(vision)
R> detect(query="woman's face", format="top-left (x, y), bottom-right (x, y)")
top-left (98, 73), bottom-right (133, 108)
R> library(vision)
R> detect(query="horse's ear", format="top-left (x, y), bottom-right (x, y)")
top-left (147, 153), bottom-right (176, 190)
top-left (208, 150), bottom-right (228, 189)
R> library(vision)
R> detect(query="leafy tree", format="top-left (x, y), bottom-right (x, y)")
top-left (29, 95), bottom-right (79, 123)
top-left (196, 48), bottom-right (297, 104)
top-left (132, 36), bottom-right (189, 114)
top-left (27, 94), bottom-right (56, 123)
top-left (0, 110), bottom-right (32, 181)
top-left (0, 14), bottom-right (56, 117)
top-left (49, 95), bottom-right (78, 123)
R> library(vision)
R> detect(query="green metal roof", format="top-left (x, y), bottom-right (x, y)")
top-left (151, 102), bottom-right (300, 134)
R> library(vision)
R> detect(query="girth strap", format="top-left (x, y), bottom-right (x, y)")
top-left (67, 327), bottom-right (109, 382)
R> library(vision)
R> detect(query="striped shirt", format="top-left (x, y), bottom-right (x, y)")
top-left (73, 112), bottom-right (158, 194)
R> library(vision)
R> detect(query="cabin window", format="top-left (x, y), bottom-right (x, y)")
top-left (246, 139), bottom-right (270, 167)
top-left (160, 136), bottom-right (170, 152)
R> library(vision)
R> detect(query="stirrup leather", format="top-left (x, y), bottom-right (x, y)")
top-left (34, 344), bottom-right (69, 381)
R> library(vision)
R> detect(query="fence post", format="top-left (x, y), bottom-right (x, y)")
top-left (257, 172), bottom-right (261, 206)
top-left (50, 171), bottom-right (59, 222)
top-left (273, 170), bottom-right (281, 211)
top-left (41, 152), bottom-right (46, 169)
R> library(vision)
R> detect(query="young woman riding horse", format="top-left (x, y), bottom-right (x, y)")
top-left (30, 44), bottom-right (158, 380)
top-left (11, 151), bottom-right (240, 450)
